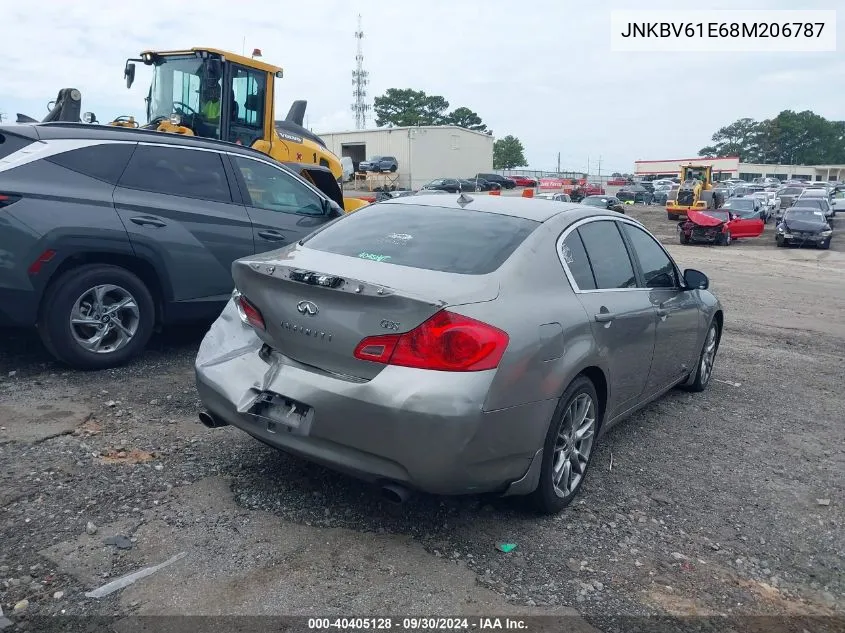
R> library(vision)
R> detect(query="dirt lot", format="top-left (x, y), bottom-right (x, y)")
top-left (1, 203), bottom-right (843, 631)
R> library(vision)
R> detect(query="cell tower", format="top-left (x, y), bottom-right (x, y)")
top-left (351, 14), bottom-right (370, 129)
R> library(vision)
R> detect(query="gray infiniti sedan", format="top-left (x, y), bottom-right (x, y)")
top-left (195, 195), bottom-right (723, 513)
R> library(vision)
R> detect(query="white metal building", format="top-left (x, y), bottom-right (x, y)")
top-left (635, 156), bottom-right (845, 182)
top-left (317, 126), bottom-right (494, 190)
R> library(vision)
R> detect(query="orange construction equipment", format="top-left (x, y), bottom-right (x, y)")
top-left (522, 188), bottom-right (534, 198)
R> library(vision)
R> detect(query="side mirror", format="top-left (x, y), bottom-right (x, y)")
top-left (683, 269), bottom-right (709, 290)
top-left (82, 112), bottom-right (98, 124)
top-left (322, 198), bottom-right (344, 217)
top-left (124, 62), bottom-right (136, 89)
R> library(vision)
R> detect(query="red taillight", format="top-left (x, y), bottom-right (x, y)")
top-left (27, 249), bottom-right (56, 275)
top-left (0, 193), bottom-right (22, 208)
top-left (238, 295), bottom-right (265, 331)
top-left (353, 310), bottom-right (509, 372)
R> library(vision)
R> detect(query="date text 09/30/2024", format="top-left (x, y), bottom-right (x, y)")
top-left (308, 617), bottom-right (529, 630)
top-left (619, 22), bottom-right (825, 38)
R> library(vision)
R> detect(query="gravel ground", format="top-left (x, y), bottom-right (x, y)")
top-left (1, 203), bottom-right (843, 632)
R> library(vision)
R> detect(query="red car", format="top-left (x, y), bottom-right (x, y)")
top-left (607, 177), bottom-right (628, 186)
top-left (678, 209), bottom-right (764, 246)
top-left (583, 183), bottom-right (605, 196)
top-left (509, 175), bottom-right (538, 187)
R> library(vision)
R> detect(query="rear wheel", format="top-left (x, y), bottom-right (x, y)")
top-left (531, 376), bottom-right (599, 514)
top-left (683, 320), bottom-right (720, 392)
top-left (718, 230), bottom-right (732, 246)
top-left (38, 264), bottom-right (155, 370)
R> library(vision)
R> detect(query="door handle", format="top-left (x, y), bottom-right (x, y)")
top-left (129, 216), bottom-right (166, 228)
top-left (594, 312), bottom-right (616, 323)
top-left (257, 230), bottom-right (287, 241)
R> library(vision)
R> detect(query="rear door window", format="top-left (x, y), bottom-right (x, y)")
top-left (559, 231), bottom-right (596, 290)
top-left (118, 145), bottom-right (232, 203)
top-left (575, 220), bottom-right (638, 289)
top-left (302, 204), bottom-right (539, 275)
top-left (46, 143), bottom-right (136, 184)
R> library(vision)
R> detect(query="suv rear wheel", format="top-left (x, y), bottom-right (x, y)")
top-left (39, 264), bottom-right (155, 370)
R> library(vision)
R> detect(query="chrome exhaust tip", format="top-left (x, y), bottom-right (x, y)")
top-left (198, 411), bottom-right (227, 428)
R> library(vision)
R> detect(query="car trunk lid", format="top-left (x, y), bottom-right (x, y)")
top-left (232, 247), bottom-right (500, 380)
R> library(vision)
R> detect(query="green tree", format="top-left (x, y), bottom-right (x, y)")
top-left (493, 135), bottom-right (527, 169)
top-left (698, 117), bottom-right (759, 159)
top-left (445, 106), bottom-right (487, 131)
top-left (699, 111), bottom-right (845, 164)
top-left (373, 89), bottom-right (450, 127)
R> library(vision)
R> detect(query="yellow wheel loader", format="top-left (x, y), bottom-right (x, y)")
top-left (113, 47), bottom-right (367, 212)
top-left (665, 164), bottom-right (717, 220)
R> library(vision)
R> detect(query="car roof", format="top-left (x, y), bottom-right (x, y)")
top-left (377, 193), bottom-right (611, 223)
top-left (7, 122), bottom-right (277, 161)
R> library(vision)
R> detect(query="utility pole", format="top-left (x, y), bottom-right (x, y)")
top-left (597, 156), bottom-right (603, 182)
top-left (587, 156), bottom-right (590, 179)
top-left (557, 152), bottom-right (561, 174)
top-left (0, 112), bottom-right (5, 124)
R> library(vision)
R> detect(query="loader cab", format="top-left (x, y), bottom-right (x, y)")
top-left (123, 48), bottom-right (342, 181)
top-left (128, 49), bottom-right (281, 147)
top-left (681, 165), bottom-right (712, 187)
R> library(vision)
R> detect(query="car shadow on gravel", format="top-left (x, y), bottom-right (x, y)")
top-left (0, 323), bottom-right (212, 374)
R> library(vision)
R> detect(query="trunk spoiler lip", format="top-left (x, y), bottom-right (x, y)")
top-left (235, 253), bottom-right (502, 307)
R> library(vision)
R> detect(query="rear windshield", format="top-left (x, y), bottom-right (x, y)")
top-left (0, 132), bottom-right (34, 160)
top-left (302, 203), bottom-right (539, 275)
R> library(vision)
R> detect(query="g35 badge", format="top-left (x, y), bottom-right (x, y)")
top-left (380, 319), bottom-right (400, 331)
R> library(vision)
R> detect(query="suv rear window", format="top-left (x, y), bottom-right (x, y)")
top-left (46, 143), bottom-right (136, 184)
top-left (0, 133), bottom-right (34, 160)
top-left (303, 204), bottom-right (539, 275)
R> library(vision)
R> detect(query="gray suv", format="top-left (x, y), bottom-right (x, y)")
top-left (0, 123), bottom-right (344, 369)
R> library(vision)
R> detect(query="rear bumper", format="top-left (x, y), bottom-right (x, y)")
top-left (195, 302), bottom-right (555, 496)
top-left (0, 288), bottom-right (39, 327)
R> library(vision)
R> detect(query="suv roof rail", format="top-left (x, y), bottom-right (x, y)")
top-left (31, 122), bottom-right (272, 160)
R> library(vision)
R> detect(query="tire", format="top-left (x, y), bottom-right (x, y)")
top-left (683, 320), bottom-right (720, 392)
top-left (530, 375), bottom-right (600, 514)
top-left (776, 235), bottom-right (785, 247)
top-left (389, 165), bottom-right (397, 172)
top-left (718, 230), bottom-right (731, 246)
top-left (668, 213), bottom-right (679, 221)
top-left (679, 231), bottom-right (690, 245)
top-left (819, 238), bottom-right (831, 250)
top-left (38, 264), bottom-right (155, 370)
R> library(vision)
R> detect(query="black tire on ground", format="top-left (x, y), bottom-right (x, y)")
top-left (668, 212), bottom-right (679, 221)
top-left (389, 165), bottom-right (397, 172)
top-left (718, 230), bottom-right (731, 246)
top-left (679, 231), bottom-right (690, 245)
top-left (38, 264), bottom-right (155, 370)
top-left (682, 319), bottom-right (720, 393)
top-left (819, 238), bottom-right (831, 250)
top-left (776, 235), bottom-right (785, 247)
top-left (530, 375), bottom-right (600, 514)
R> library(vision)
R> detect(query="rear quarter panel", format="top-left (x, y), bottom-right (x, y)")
top-left (0, 160), bottom-right (131, 295)
top-left (457, 221), bottom-right (608, 416)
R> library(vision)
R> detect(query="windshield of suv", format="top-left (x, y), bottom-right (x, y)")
top-left (795, 198), bottom-right (826, 210)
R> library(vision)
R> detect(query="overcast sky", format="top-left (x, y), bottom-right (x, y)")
top-left (1, 1), bottom-right (842, 174)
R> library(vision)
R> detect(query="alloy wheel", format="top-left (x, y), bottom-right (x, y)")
top-left (552, 393), bottom-right (596, 498)
top-left (69, 284), bottom-right (140, 354)
top-left (700, 325), bottom-right (717, 385)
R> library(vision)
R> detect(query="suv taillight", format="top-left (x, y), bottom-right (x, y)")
top-left (353, 310), bottom-right (509, 372)
top-left (233, 291), bottom-right (265, 331)
top-left (0, 194), bottom-right (21, 208)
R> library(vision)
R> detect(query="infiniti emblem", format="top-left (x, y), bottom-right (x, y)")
top-left (296, 300), bottom-right (319, 316)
